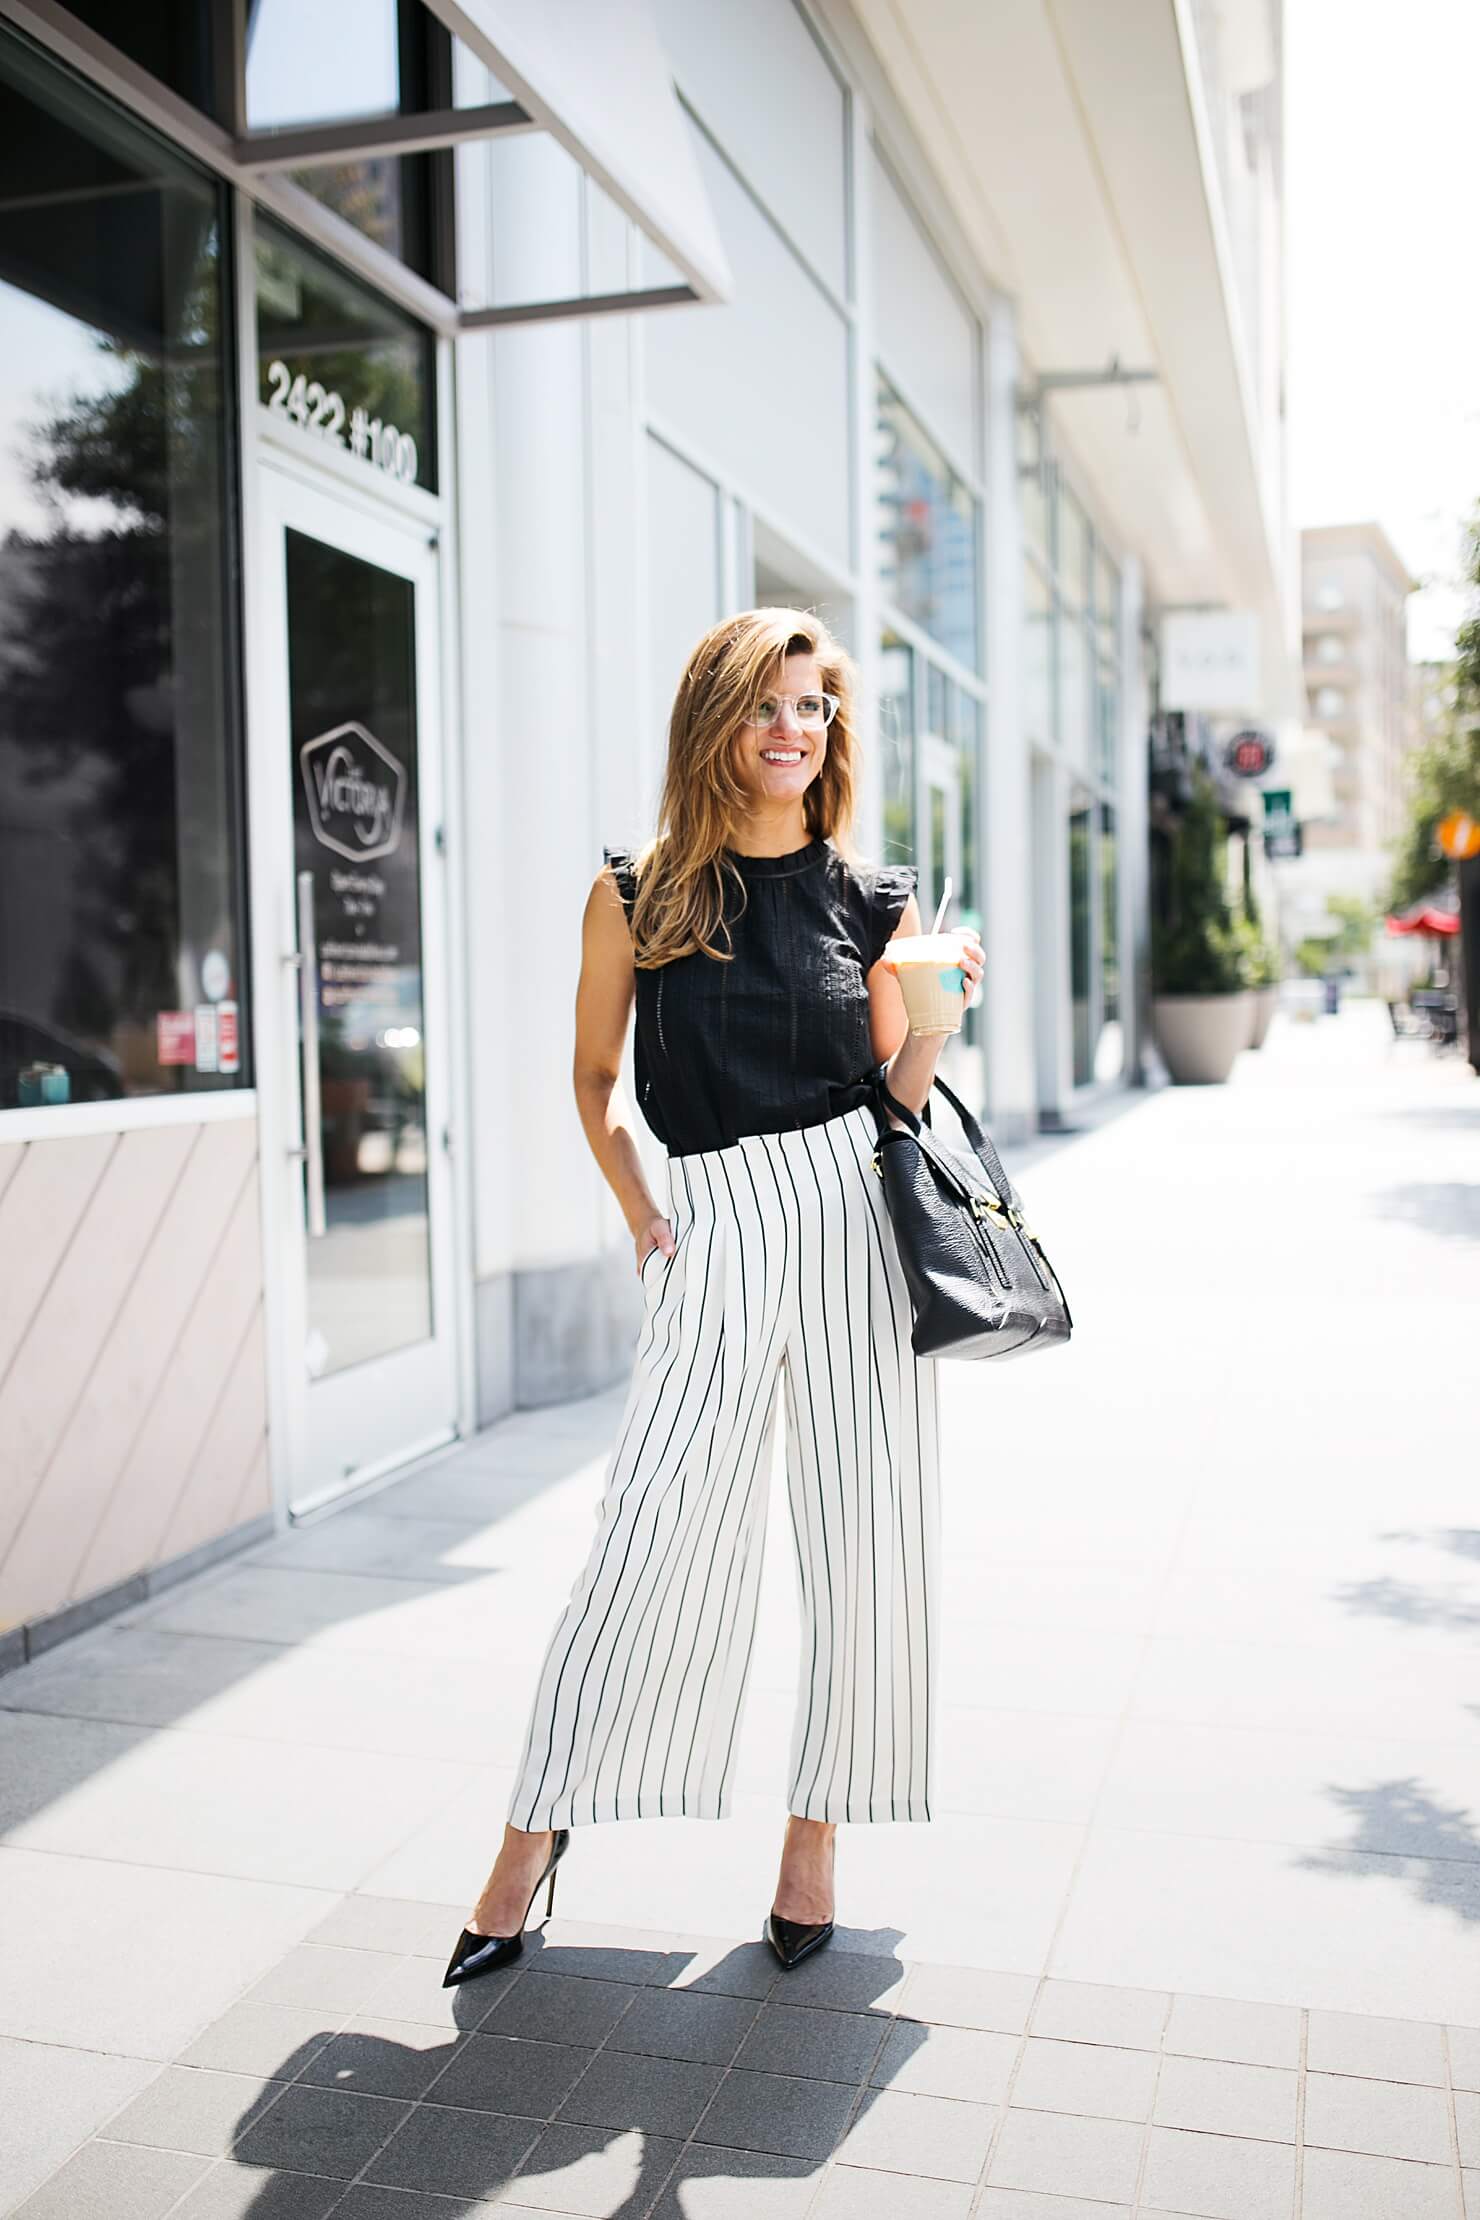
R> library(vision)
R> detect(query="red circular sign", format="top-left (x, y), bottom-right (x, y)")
top-left (1226, 729), bottom-right (1274, 779)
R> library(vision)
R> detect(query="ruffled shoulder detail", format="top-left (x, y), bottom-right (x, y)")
top-left (866, 860), bottom-right (918, 967)
top-left (602, 845), bottom-right (639, 923)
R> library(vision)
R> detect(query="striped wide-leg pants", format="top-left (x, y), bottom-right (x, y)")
top-left (505, 1100), bottom-right (941, 1830)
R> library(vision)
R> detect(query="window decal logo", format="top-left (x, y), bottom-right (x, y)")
top-left (299, 722), bottom-right (406, 862)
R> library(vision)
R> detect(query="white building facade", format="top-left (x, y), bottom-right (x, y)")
top-left (0, 0), bottom-right (1291, 1663)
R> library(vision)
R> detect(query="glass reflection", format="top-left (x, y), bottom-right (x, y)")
top-left (877, 377), bottom-right (979, 672)
top-left (287, 531), bottom-right (432, 1376)
top-left (0, 32), bottom-right (244, 1109)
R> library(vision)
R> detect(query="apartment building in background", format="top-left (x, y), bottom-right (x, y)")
top-left (1299, 522), bottom-right (1416, 878)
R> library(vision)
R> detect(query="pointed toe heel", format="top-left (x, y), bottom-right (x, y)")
top-left (443, 1828), bottom-right (570, 1989)
top-left (764, 1909), bottom-right (834, 1971)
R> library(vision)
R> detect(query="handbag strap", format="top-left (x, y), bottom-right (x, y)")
top-left (870, 1064), bottom-right (1016, 1214)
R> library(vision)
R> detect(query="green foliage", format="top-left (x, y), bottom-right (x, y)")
top-left (1325, 893), bottom-right (1379, 954)
top-left (1294, 938), bottom-right (1331, 979)
top-left (1386, 505), bottom-right (1480, 910)
top-left (1151, 765), bottom-right (1248, 996)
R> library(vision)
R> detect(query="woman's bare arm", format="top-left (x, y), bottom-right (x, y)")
top-left (572, 867), bottom-right (675, 1259)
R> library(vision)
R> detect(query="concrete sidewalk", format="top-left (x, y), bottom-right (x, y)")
top-left (3, 1000), bottom-right (1478, 2219)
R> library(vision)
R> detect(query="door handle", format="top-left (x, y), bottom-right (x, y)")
top-left (296, 870), bottom-right (327, 1239)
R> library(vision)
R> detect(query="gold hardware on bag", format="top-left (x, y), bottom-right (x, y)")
top-left (971, 1192), bottom-right (1008, 1220)
top-left (870, 1151), bottom-right (883, 1178)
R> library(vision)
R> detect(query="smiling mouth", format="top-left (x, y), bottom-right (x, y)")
top-left (760, 748), bottom-right (804, 764)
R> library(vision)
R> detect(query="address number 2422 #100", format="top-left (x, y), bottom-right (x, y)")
top-left (265, 360), bottom-right (418, 485)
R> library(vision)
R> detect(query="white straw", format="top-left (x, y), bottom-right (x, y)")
top-left (930, 876), bottom-right (953, 935)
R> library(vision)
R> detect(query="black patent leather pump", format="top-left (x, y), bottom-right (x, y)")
top-left (442, 1828), bottom-right (571, 1988)
top-left (764, 1908), bottom-right (834, 1970)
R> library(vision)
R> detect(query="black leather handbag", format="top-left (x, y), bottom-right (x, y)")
top-left (867, 1065), bottom-right (1073, 1361)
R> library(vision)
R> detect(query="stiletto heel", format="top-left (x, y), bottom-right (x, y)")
top-left (442, 1829), bottom-right (570, 1988)
top-left (765, 1829), bottom-right (836, 1970)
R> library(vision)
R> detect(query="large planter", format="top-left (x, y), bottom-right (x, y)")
top-left (1153, 990), bottom-right (1253, 1083)
top-left (1246, 983), bottom-right (1279, 1050)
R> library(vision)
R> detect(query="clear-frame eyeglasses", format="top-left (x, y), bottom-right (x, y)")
top-left (743, 690), bottom-right (840, 730)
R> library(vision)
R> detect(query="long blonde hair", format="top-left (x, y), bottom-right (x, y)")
top-left (624, 608), bottom-right (862, 966)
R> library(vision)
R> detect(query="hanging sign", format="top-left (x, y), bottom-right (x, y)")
top-left (1161, 610), bottom-right (1261, 712)
top-left (1436, 810), bottom-right (1480, 861)
top-left (1225, 727), bottom-right (1276, 779)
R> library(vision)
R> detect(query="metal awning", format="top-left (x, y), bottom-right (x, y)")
top-left (0, 0), bottom-right (731, 330)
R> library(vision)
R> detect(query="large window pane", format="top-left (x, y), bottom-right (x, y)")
top-left (1057, 484), bottom-right (1089, 609)
top-left (60, 1), bottom-right (223, 118)
top-left (0, 33), bottom-right (245, 1110)
top-left (877, 376), bottom-right (979, 671)
top-left (246, 1), bottom-right (450, 281)
top-left (878, 632), bottom-right (914, 866)
top-left (1097, 802), bottom-right (1123, 1082)
top-left (1069, 802), bottom-right (1092, 1086)
top-left (1058, 605), bottom-right (1090, 768)
top-left (256, 217), bottom-right (437, 491)
top-left (1018, 405), bottom-right (1049, 565)
top-left (1024, 558), bottom-right (1054, 747)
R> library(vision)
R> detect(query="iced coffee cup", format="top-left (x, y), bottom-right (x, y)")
top-left (888, 932), bottom-right (969, 1035)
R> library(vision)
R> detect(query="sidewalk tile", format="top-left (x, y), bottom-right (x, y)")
top-left (1152, 2053), bottom-right (1298, 2142)
top-left (1303, 2069), bottom-right (1451, 2164)
top-left (734, 2002), bottom-right (884, 2083)
top-left (555, 2049), bottom-right (723, 2138)
top-left (429, 2032), bottom-right (590, 2116)
top-left (306, 1895), bottom-right (467, 1957)
top-left (1301, 2143), bottom-right (1458, 2220)
top-left (0, 2034), bottom-right (161, 2211)
top-left (243, 1942), bottom-right (411, 2018)
top-left (1464, 2165), bottom-right (1480, 2219)
top-left (10, 2140), bottom-right (208, 2220)
top-left (753, 1948), bottom-right (906, 2013)
top-left (102, 2066), bottom-right (285, 2156)
top-left (985, 2107), bottom-right (1142, 2201)
top-left (505, 2121), bottom-right (681, 2212)
top-left (350, 1953), bottom-right (513, 2032)
top-left (168, 2161), bottom-right (348, 2218)
top-left (897, 1962), bottom-right (1038, 2033)
top-left (979, 2196), bottom-right (1130, 2219)
top-left (1029, 1978), bottom-right (1170, 2050)
top-left (1163, 1992), bottom-right (1301, 2068)
top-left (177, 2000), bottom-right (341, 2080)
top-left (365, 2103), bottom-right (542, 2197)
top-left (330, 2191), bottom-right (498, 2218)
top-left (1454, 2028), bottom-right (1480, 2093)
top-left (1457, 2088), bottom-right (1480, 2166)
top-left (230, 2083), bottom-right (410, 2177)
top-left (484, 1972), bottom-right (636, 2048)
top-left (648, 2143), bottom-right (817, 2217)
top-left (869, 2020), bottom-right (1018, 2102)
top-left (693, 2067), bottom-right (858, 2160)
top-left (838, 2088), bottom-right (996, 2182)
top-left (604, 1984), bottom-right (758, 2065)
top-left (292, 2016), bottom-right (466, 2101)
top-left (1306, 2007), bottom-right (1447, 2085)
top-left (811, 2164), bottom-right (973, 2216)
top-left (1140, 2123), bottom-right (1295, 2219)
top-left (1009, 2035), bottom-right (1157, 2121)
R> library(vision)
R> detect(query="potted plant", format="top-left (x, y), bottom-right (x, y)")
top-left (1233, 885), bottom-right (1283, 1048)
top-left (1151, 766), bottom-right (1253, 1082)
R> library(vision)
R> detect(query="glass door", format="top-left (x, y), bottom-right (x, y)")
top-left (259, 467), bottom-right (458, 1514)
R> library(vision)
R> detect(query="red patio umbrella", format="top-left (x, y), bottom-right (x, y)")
top-left (1384, 905), bottom-right (1459, 936)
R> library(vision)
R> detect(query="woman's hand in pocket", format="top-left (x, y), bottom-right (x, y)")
top-left (634, 1214), bottom-right (676, 1277)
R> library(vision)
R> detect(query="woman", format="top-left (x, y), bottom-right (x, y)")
top-left (445, 608), bottom-right (983, 1987)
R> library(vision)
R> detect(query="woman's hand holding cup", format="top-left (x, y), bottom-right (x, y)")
top-left (883, 926), bottom-right (985, 1035)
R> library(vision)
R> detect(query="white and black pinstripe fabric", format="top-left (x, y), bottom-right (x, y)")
top-left (505, 1100), bottom-right (941, 1830)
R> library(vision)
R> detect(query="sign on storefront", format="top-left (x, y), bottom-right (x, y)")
top-left (1225, 728), bottom-right (1277, 779)
top-left (1160, 610), bottom-right (1261, 713)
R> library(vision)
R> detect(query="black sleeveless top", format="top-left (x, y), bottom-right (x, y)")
top-left (604, 837), bottom-right (916, 1157)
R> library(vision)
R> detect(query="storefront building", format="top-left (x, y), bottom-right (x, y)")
top-left (0, 0), bottom-right (1291, 1664)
